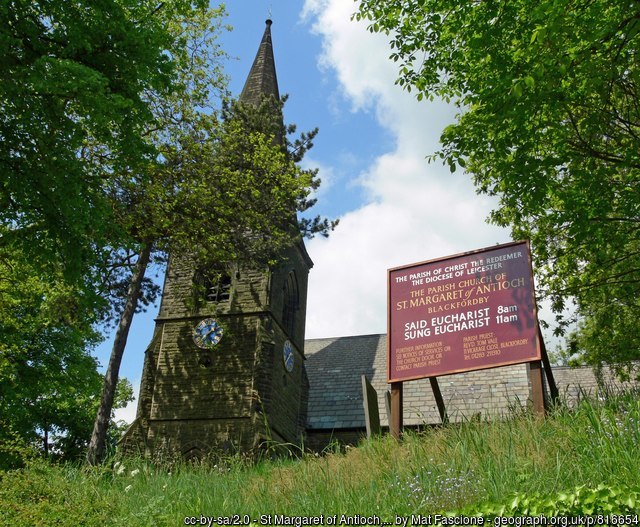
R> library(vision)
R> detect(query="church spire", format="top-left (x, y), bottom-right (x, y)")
top-left (239, 19), bottom-right (280, 105)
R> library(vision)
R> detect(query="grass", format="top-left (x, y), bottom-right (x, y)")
top-left (1, 392), bottom-right (639, 526)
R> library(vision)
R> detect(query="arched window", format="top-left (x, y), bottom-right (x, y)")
top-left (282, 271), bottom-right (299, 337)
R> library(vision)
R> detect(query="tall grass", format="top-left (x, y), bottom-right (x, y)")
top-left (1, 392), bottom-right (639, 526)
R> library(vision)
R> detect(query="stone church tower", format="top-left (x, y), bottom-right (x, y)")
top-left (122, 20), bottom-right (313, 458)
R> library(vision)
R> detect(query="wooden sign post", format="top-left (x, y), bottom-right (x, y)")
top-left (390, 382), bottom-right (403, 440)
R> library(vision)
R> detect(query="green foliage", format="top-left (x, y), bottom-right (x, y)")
top-left (355, 0), bottom-right (640, 369)
top-left (463, 484), bottom-right (640, 516)
top-left (1, 1), bottom-right (228, 465)
top-left (0, 244), bottom-right (102, 460)
top-left (142, 95), bottom-right (330, 268)
top-left (0, 421), bottom-right (37, 471)
top-left (565, 305), bottom-right (640, 380)
top-left (2, 0), bottom-right (335, 466)
top-left (0, 241), bottom-right (134, 466)
top-left (0, 460), bottom-right (117, 527)
top-left (1, 0), bottom-right (210, 280)
top-left (85, 6), bottom-right (335, 463)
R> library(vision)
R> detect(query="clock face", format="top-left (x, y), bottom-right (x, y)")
top-left (193, 318), bottom-right (223, 349)
top-left (283, 340), bottom-right (294, 373)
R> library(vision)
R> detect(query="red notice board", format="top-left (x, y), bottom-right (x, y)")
top-left (388, 241), bottom-right (541, 383)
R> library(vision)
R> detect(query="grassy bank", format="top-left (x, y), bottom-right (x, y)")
top-left (1, 393), bottom-right (639, 526)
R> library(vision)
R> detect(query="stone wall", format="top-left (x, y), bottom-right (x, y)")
top-left (267, 243), bottom-right (313, 351)
top-left (259, 243), bottom-right (313, 444)
top-left (124, 242), bottom-right (312, 458)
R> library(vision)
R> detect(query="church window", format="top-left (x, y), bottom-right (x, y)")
top-left (282, 271), bottom-right (299, 336)
top-left (195, 267), bottom-right (232, 303)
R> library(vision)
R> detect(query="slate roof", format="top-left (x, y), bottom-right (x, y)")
top-left (304, 333), bottom-right (533, 431)
top-left (305, 334), bottom-right (385, 430)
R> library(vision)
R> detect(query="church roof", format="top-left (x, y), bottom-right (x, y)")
top-left (240, 19), bottom-right (280, 105)
top-left (305, 334), bottom-right (386, 430)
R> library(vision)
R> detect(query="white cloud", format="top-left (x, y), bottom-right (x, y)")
top-left (302, 0), bottom-right (394, 112)
top-left (301, 0), bottom-right (510, 339)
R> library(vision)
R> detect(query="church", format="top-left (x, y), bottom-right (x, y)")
top-left (120, 20), bottom-right (629, 459)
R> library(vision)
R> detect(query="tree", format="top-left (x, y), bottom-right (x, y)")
top-left (0, 0), bottom-right (210, 281)
top-left (0, 0), bottom-right (220, 466)
top-left (356, 0), bottom-right (640, 372)
top-left (82, 3), bottom-right (230, 465)
top-left (0, 243), bottom-right (132, 466)
top-left (1, 0), bottom-right (228, 464)
top-left (1, 0), bottom-right (335, 464)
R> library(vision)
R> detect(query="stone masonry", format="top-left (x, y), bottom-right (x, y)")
top-left (121, 242), bottom-right (312, 458)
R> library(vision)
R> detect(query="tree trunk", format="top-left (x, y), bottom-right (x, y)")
top-left (43, 428), bottom-right (49, 458)
top-left (86, 242), bottom-right (152, 465)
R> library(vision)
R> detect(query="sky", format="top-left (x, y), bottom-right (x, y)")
top-left (96, 0), bottom-right (517, 423)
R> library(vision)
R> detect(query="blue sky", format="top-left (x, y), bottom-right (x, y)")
top-left (95, 0), bottom-right (516, 422)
